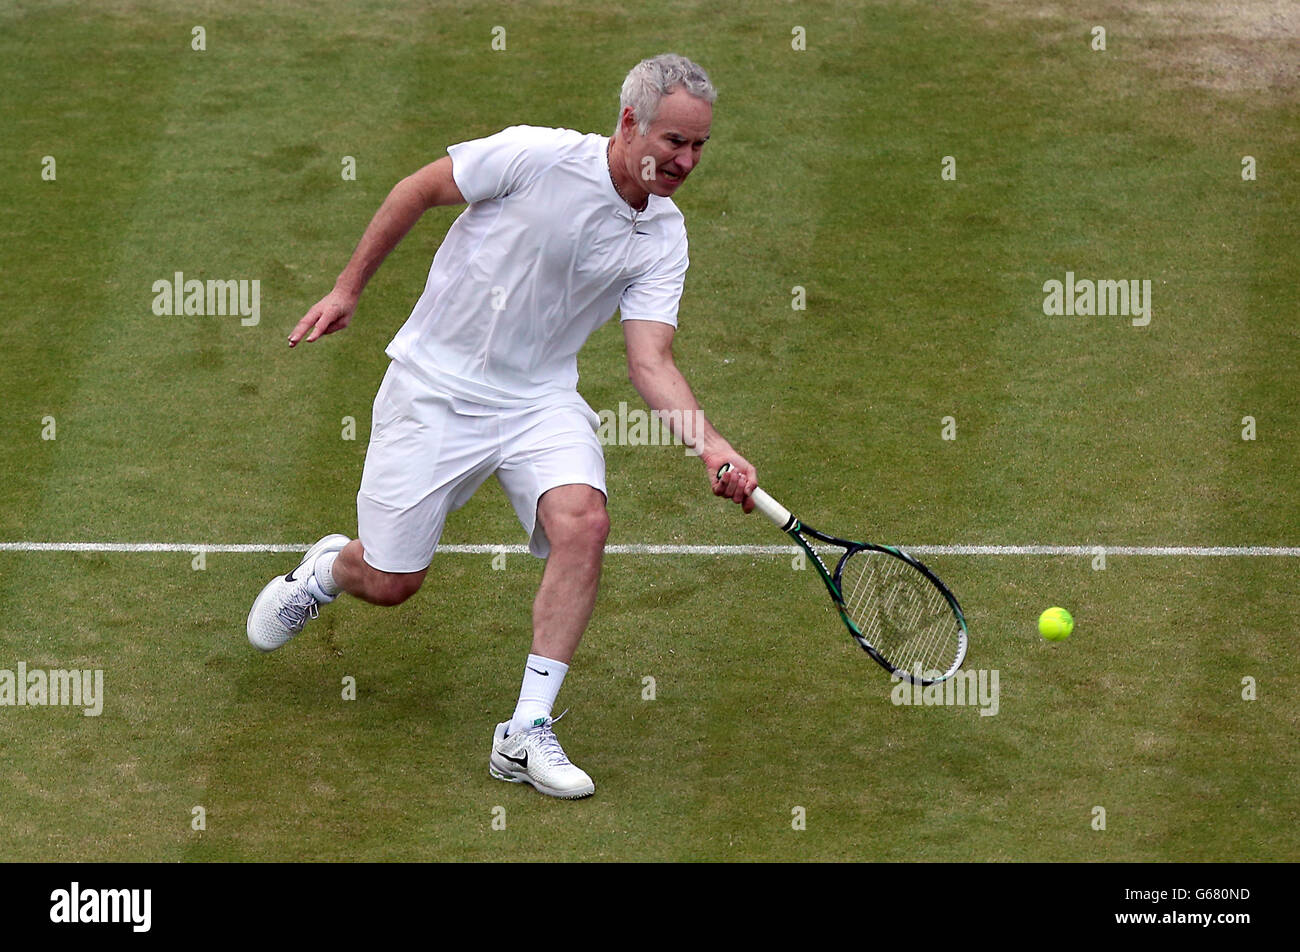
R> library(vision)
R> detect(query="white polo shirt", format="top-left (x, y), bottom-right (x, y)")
top-left (385, 124), bottom-right (689, 406)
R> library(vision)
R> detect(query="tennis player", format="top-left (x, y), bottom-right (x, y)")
top-left (247, 53), bottom-right (757, 799)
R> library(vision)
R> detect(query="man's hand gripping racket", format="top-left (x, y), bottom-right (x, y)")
top-left (717, 463), bottom-right (969, 686)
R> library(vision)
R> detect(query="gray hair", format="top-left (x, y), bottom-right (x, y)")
top-left (617, 53), bottom-right (716, 136)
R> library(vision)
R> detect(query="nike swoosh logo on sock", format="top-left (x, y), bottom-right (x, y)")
top-left (527, 666), bottom-right (550, 676)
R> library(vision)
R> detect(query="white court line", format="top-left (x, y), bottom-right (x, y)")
top-left (0, 542), bottom-right (1298, 557)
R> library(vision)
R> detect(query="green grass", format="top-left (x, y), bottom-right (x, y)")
top-left (1, 0), bottom-right (1297, 861)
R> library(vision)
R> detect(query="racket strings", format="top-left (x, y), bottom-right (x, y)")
top-left (839, 550), bottom-right (963, 680)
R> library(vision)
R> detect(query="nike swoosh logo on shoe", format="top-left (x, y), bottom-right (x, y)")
top-left (285, 557), bottom-right (312, 583)
top-left (501, 752), bottom-right (528, 768)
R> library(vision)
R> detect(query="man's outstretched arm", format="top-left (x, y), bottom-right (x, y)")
top-left (623, 318), bottom-right (758, 510)
top-left (288, 156), bottom-right (466, 347)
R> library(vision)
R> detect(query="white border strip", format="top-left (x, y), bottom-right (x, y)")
top-left (1, 542), bottom-right (1297, 557)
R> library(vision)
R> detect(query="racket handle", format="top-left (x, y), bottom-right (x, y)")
top-left (749, 486), bottom-right (793, 528)
top-left (716, 463), bottom-right (793, 529)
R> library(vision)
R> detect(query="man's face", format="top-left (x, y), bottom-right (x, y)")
top-left (622, 88), bottom-right (712, 197)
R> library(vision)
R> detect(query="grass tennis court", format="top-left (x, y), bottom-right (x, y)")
top-left (2, 0), bottom-right (1296, 861)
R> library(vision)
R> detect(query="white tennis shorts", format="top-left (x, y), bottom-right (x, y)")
top-left (356, 360), bottom-right (607, 572)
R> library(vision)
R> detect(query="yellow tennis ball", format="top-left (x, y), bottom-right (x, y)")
top-left (1039, 607), bottom-right (1074, 641)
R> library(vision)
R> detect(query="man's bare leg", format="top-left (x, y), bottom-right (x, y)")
top-left (330, 539), bottom-right (427, 607)
top-left (247, 535), bottom-right (428, 651)
top-left (530, 484), bottom-right (610, 663)
top-left (489, 484), bottom-right (607, 799)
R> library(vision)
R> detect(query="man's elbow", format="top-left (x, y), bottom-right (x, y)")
top-left (627, 357), bottom-right (663, 394)
top-left (627, 361), bottom-right (647, 392)
top-left (388, 174), bottom-right (430, 214)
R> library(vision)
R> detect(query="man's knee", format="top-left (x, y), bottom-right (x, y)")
top-left (367, 570), bottom-right (425, 607)
top-left (541, 488), bottom-right (609, 553)
top-left (578, 505), bottom-right (611, 547)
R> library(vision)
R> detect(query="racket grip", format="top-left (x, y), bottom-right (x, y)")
top-left (716, 464), bottom-right (793, 528)
top-left (748, 486), bottom-right (793, 528)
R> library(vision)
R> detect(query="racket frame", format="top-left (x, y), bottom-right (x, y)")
top-left (729, 474), bottom-right (969, 686)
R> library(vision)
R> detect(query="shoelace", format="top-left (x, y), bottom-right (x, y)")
top-left (275, 585), bottom-right (319, 630)
top-left (530, 710), bottom-right (573, 767)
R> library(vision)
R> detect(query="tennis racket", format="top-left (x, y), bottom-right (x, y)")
top-left (718, 463), bottom-right (968, 685)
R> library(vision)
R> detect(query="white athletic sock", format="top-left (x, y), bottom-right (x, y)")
top-left (312, 550), bottom-right (341, 597)
top-left (509, 654), bottom-right (568, 735)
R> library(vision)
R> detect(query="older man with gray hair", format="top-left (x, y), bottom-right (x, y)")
top-left (247, 53), bottom-right (757, 799)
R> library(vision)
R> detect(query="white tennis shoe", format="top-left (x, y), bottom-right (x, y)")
top-left (246, 534), bottom-right (350, 652)
top-left (489, 712), bottom-right (595, 799)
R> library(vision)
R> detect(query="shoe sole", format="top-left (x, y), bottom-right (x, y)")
top-left (489, 762), bottom-right (595, 799)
